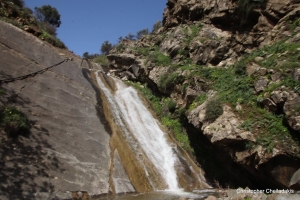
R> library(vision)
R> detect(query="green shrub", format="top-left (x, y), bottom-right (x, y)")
top-left (257, 136), bottom-right (275, 153)
top-left (189, 94), bottom-right (207, 110)
top-left (161, 116), bottom-right (193, 153)
top-left (134, 47), bottom-right (150, 56)
top-left (150, 51), bottom-right (171, 66)
top-left (145, 46), bottom-right (171, 66)
top-left (184, 23), bottom-right (203, 45)
top-left (165, 98), bottom-right (176, 112)
top-left (234, 61), bottom-right (247, 75)
top-left (92, 55), bottom-right (109, 66)
top-left (204, 98), bottom-right (223, 122)
top-left (115, 44), bottom-right (125, 52)
top-left (238, 120), bottom-right (254, 132)
top-left (291, 18), bottom-right (300, 31)
top-left (237, 0), bottom-right (267, 25)
top-left (0, 106), bottom-right (30, 136)
top-left (39, 31), bottom-right (66, 48)
top-left (158, 72), bottom-right (178, 92)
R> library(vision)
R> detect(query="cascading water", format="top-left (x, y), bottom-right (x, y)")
top-left (95, 71), bottom-right (179, 190)
top-left (94, 70), bottom-right (210, 194)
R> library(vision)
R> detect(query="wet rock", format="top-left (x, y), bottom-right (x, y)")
top-left (290, 168), bottom-right (300, 189)
top-left (112, 150), bottom-right (135, 194)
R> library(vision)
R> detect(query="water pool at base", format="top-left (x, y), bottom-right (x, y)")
top-left (93, 189), bottom-right (218, 200)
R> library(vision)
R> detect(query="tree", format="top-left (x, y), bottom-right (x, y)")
top-left (136, 28), bottom-right (149, 39)
top-left (125, 33), bottom-right (136, 40)
top-left (83, 52), bottom-right (89, 59)
top-left (100, 41), bottom-right (113, 55)
top-left (34, 5), bottom-right (61, 27)
top-left (117, 36), bottom-right (123, 43)
top-left (152, 20), bottom-right (162, 33)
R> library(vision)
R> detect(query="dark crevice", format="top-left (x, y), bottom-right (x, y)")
top-left (81, 66), bottom-right (112, 136)
top-left (181, 117), bottom-right (264, 189)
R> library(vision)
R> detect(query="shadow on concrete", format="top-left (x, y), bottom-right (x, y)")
top-left (0, 85), bottom-right (63, 200)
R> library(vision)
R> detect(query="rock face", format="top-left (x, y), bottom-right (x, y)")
top-left (105, 0), bottom-right (300, 190)
top-left (0, 21), bottom-right (133, 199)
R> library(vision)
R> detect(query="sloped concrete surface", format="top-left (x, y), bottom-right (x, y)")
top-left (0, 21), bottom-right (112, 199)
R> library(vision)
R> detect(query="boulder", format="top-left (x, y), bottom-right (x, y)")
top-left (148, 66), bottom-right (172, 87)
top-left (254, 77), bottom-right (269, 93)
top-left (263, 98), bottom-right (278, 112)
top-left (270, 91), bottom-right (289, 105)
top-left (246, 62), bottom-right (260, 75)
top-left (160, 37), bottom-right (183, 58)
top-left (184, 87), bottom-right (201, 108)
top-left (290, 168), bottom-right (300, 189)
top-left (265, 0), bottom-right (299, 21)
top-left (107, 54), bottom-right (136, 68)
top-left (202, 105), bottom-right (256, 145)
top-left (23, 25), bottom-right (42, 36)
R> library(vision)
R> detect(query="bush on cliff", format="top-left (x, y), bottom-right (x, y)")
top-left (0, 106), bottom-right (30, 137)
top-left (39, 31), bottom-right (66, 48)
top-left (204, 98), bottom-right (223, 122)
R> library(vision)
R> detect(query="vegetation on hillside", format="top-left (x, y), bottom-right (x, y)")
top-left (0, 0), bottom-right (66, 48)
top-left (113, 16), bottom-right (300, 157)
top-left (237, 0), bottom-right (268, 25)
top-left (83, 20), bottom-right (162, 64)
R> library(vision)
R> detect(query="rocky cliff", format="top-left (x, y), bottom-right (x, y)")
top-left (106, 0), bottom-right (300, 190)
top-left (0, 21), bottom-right (134, 199)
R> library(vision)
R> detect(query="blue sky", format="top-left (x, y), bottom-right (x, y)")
top-left (24, 0), bottom-right (167, 57)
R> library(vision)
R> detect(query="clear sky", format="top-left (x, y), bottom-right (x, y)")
top-left (24, 0), bottom-right (167, 57)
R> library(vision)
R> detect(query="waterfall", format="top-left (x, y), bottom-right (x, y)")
top-left (95, 72), bottom-right (180, 190)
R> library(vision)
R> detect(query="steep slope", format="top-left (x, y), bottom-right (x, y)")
top-left (0, 21), bottom-right (133, 199)
top-left (105, 0), bottom-right (300, 189)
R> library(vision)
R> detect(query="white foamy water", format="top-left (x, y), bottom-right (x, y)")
top-left (96, 73), bottom-right (179, 190)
